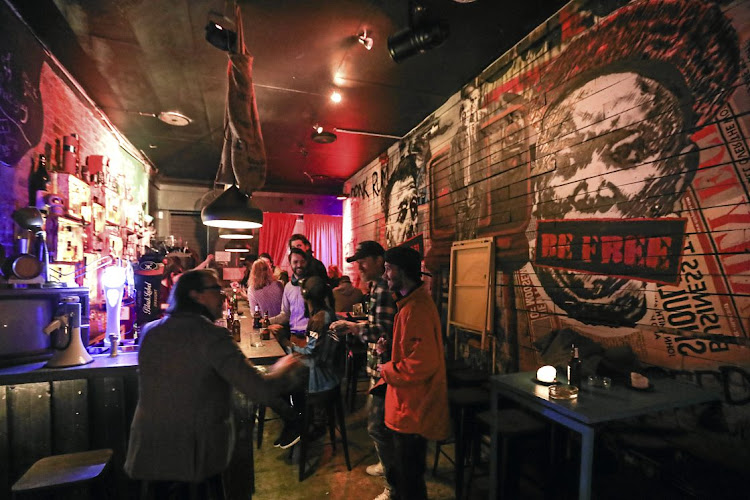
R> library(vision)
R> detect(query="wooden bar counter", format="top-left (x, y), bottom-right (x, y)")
top-left (0, 312), bottom-right (286, 498)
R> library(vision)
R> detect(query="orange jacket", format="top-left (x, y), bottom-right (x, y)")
top-left (378, 284), bottom-right (450, 441)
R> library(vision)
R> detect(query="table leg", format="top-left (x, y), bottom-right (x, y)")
top-left (489, 386), bottom-right (499, 499)
top-left (578, 426), bottom-right (595, 500)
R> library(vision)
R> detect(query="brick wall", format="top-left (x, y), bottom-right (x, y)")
top-left (1, 1), bottom-right (149, 254)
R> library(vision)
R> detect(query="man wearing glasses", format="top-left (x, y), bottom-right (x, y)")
top-left (125, 269), bottom-right (303, 498)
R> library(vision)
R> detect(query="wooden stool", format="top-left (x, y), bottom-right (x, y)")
top-left (467, 408), bottom-right (546, 499)
top-left (12, 448), bottom-right (113, 499)
top-left (298, 385), bottom-right (352, 481)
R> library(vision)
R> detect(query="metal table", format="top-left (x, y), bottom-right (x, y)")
top-left (489, 372), bottom-right (720, 500)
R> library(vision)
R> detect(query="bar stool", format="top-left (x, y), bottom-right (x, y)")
top-left (432, 386), bottom-right (490, 500)
top-left (344, 337), bottom-right (368, 412)
top-left (11, 448), bottom-right (113, 499)
top-left (466, 408), bottom-right (547, 499)
top-left (298, 384), bottom-right (352, 481)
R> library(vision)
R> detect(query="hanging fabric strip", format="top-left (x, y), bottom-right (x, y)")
top-left (216, 3), bottom-right (267, 193)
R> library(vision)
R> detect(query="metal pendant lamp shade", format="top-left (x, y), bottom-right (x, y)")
top-left (224, 240), bottom-right (251, 252)
top-left (201, 185), bottom-right (263, 229)
top-left (218, 227), bottom-right (255, 239)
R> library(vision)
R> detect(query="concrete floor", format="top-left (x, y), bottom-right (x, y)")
top-left (249, 388), bottom-right (491, 500)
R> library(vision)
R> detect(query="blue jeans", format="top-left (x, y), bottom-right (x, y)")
top-left (368, 393), bottom-right (395, 491)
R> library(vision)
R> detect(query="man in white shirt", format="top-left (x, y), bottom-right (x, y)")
top-left (269, 247), bottom-right (310, 341)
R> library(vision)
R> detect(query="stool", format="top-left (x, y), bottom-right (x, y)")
top-left (432, 386), bottom-right (490, 500)
top-left (344, 338), bottom-right (368, 412)
top-left (12, 448), bottom-right (113, 499)
top-left (298, 385), bottom-right (352, 481)
top-left (467, 408), bottom-right (546, 499)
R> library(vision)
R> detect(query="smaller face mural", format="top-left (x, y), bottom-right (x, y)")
top-left (383, 157), bottom-right (420, 249)
top-left (385, 175), bottom-right (419, 248)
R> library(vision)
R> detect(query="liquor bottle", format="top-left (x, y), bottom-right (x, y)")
top-left (567, 344), bottom-right (582, 388)
top-left (232, 317), bottom-right (241, 342)
top-left (252, 304), bottom-right (262, 329)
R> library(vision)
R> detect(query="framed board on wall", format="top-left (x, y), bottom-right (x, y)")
top-left (447, 238), bottom-right (495, 356)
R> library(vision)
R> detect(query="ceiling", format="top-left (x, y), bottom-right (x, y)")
top-left (9, 0), bottom-right (566, 194)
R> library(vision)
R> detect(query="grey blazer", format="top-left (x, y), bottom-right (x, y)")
top-left (124, 312), bottom-right (284, 482)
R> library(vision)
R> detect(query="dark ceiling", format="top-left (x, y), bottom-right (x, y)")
top-left (9, 0), bottom-right (566, 194)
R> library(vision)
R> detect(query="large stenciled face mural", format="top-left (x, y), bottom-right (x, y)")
top-left (346, 0), bottom-right (750, 381)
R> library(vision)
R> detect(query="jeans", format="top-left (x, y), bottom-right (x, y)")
top-left (368, 393), bottom-right (396, 490)
top-left (384, 430), bottom-right (428, 500)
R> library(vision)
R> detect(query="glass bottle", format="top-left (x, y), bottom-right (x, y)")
top-left (252, 304), bottom-right (262, 329)
top-left (567, 344), bottom-right (582, 388)
top-left (232, 316), bottom-right (241, 342)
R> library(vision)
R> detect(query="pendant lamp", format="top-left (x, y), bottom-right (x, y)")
top-left (219, 227), bottom-right (255, 239)
top-left (201, 185), bottom-right (263, 229)
top-left (224, 240), bottom-right (251, 252)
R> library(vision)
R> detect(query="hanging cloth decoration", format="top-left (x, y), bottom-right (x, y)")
top-left (216, 3), bottom-right (267, 193)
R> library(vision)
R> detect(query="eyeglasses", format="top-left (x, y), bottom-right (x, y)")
top-left (201, 284), bottom-right (224, 295)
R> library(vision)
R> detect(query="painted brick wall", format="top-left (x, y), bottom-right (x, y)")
top-left (345, 0), bottom-right (750, 440)
top-left (0, 1), bottom-right (149, 254)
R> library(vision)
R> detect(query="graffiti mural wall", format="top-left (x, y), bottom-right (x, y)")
top-left (346, 0), bottom-right (750, 421)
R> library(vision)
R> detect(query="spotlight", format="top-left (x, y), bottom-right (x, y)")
top-left (388, 2), bottom-right (449, 63)
top-left (311, 128), bottom-right (337, 144)
top-left (205, 21), bottom-right (237, 53)
top-left (330, 91), bottom-right (342, 103)
top-left (358, 31), bottom-right (374, 50)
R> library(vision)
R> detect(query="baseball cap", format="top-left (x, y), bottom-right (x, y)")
top-left (346, 241), bottom-right (385, 263)
top-left (384, 247), bottom-right (430, 280)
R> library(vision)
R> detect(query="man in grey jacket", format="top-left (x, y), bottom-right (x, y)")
top-left (125, 269), bottom-right (303, 498)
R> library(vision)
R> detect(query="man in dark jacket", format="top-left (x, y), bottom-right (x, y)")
top-left (125, 269), bottom-right (303, 498)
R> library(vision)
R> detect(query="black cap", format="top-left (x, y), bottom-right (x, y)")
top-left (384, 247), bottom-right (426, 280)
top-left (346, 241), bottom-right (385, 263)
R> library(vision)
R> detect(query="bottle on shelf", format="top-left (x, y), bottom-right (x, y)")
top-left (567, 344), bottom-right (582, 388)
top-left (252, 304), bottom-right (262, 329)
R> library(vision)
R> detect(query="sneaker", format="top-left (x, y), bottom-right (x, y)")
top-left (372, 488), bottom-right (391, 500)
top-left (277, 424), bottom-right (301, 449)
top-left (366, 461), bottom-right (385, 477)
top-left (273, 434), bottom-right (282, 447)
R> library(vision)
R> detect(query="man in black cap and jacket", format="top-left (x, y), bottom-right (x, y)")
top-left (331, 241), bottom-right (396, 500)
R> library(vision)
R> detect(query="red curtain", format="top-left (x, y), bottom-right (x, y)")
top-left (305, 214), bottom-right (343, 270)
top-left (258, 212), bottom-right (298, 269)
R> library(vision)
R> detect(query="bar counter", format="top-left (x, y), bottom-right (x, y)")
top-left (0, 315), bottom-right (285, 498)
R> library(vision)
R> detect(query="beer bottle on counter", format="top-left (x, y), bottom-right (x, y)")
top-left (232, 316), bottom-right (241, 343)
top-left (567, 344), bottom-right (582, 388)
top-left (252, 304), bottom-right (262, 329)
top-left (262, 311), bottom-right (270, 329)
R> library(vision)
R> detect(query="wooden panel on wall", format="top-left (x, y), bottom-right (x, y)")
top-left (7, 383), bottom-right (51, 480)
top-left (51, 379), bottom-right (90, 455)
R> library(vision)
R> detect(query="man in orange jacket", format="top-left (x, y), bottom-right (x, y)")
top-left (374, 247), bottom-right (449, 500)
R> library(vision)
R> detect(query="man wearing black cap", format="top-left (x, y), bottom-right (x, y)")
top-left (374, 247), bottom-right (449, 500)
top-left (331, 240), bottom-right (396, 500)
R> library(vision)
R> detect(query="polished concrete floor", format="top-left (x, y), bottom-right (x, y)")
top-left (248, 383), bottom-right (748, 500)
top-left (250, 389), bottom-right (487, 500)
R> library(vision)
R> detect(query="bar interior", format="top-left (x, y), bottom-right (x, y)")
top-left (0, 0), bottom-right (748, 499)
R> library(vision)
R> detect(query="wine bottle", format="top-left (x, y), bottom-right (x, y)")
top-left (567, 344), bottom-right (582, 388)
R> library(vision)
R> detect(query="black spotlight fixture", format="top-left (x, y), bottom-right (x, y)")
top-left (205, 21), bottom-right (238, 53)
top-left (388, 1), bottom-right (449, 63)
top-left (311, 125), bottom-right (337, 144)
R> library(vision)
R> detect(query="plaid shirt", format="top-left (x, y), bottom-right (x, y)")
top-left (359, 277), bottom-right (396, 380)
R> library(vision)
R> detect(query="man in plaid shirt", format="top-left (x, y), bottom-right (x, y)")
top-left (332, 241), bottom-right (396, 500)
